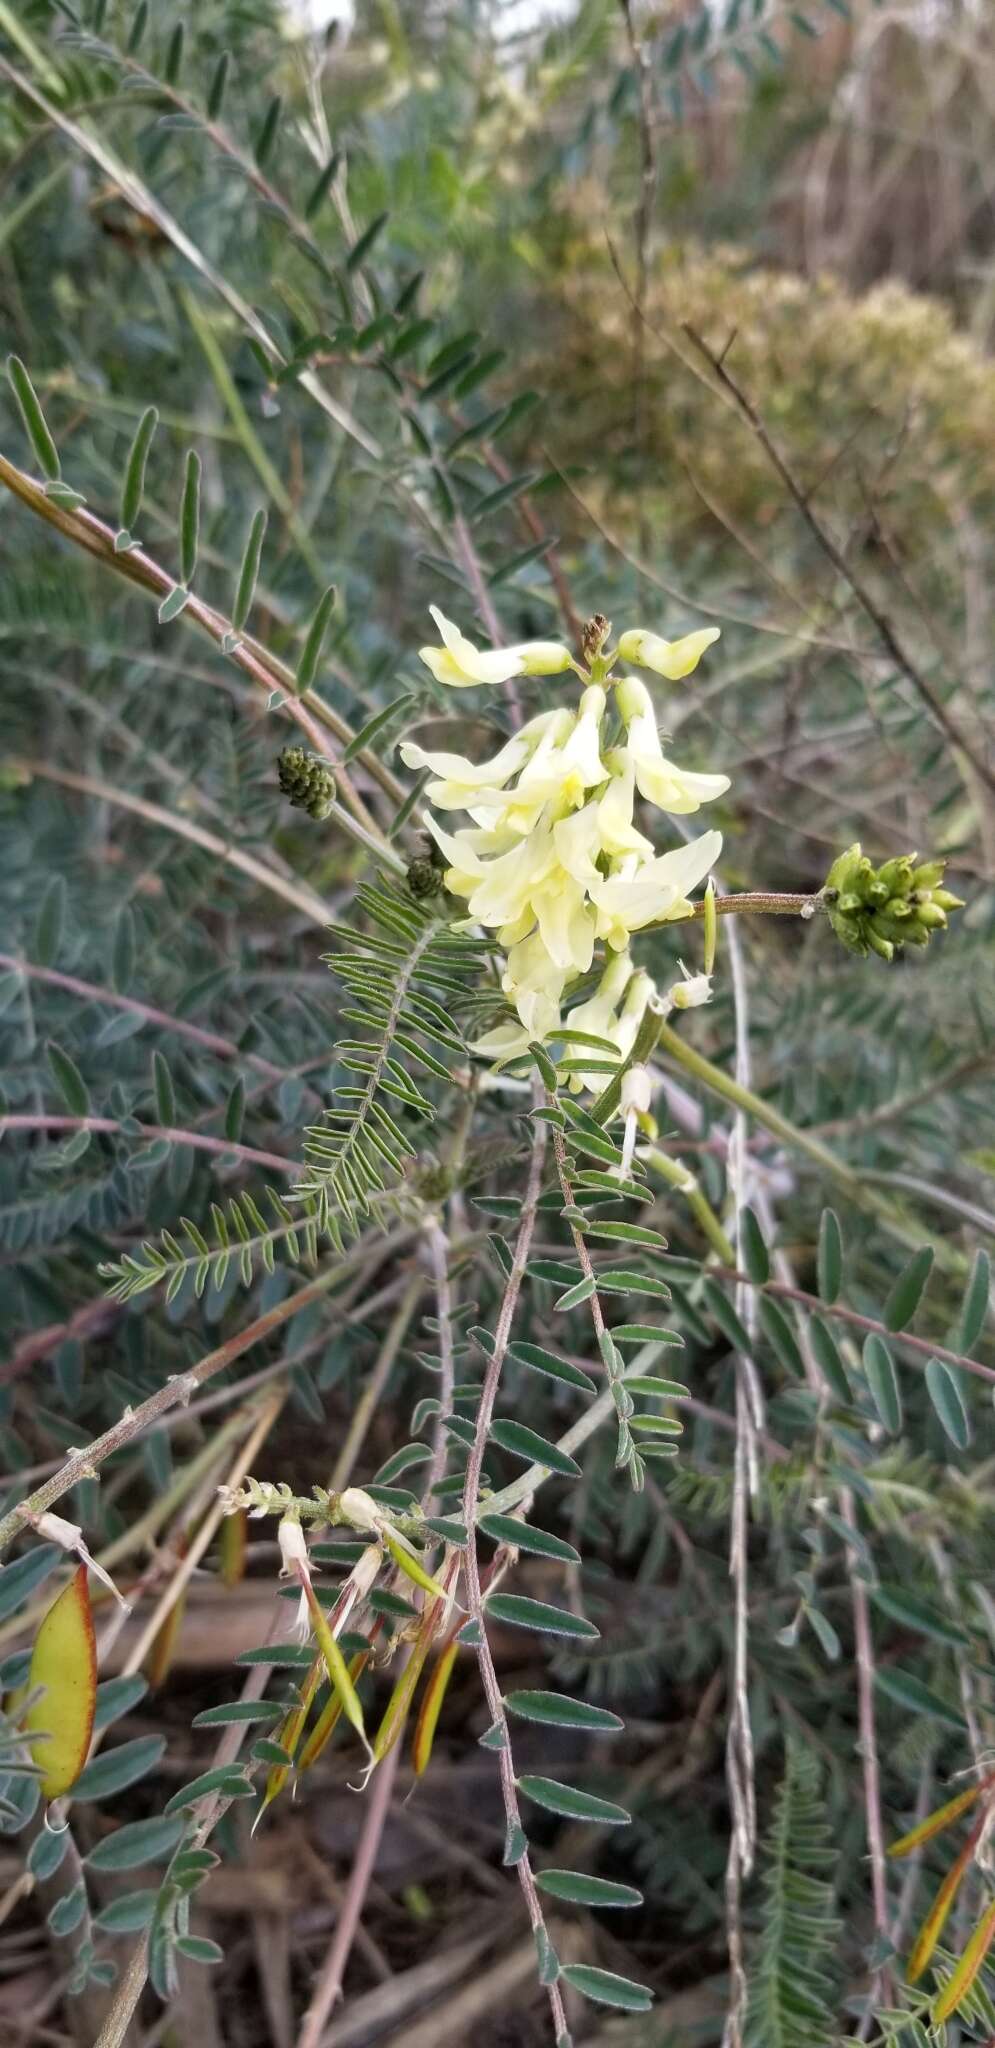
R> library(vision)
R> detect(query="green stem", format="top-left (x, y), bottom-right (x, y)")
top-left (644, 1144), bottom-right (736, 1263)
top-left (589, 1001), bottom-right (665, 1127)
top-left (655, 1018), bottom-right (862, 1192)
top-left (654, 1019), bottom-right (963, 1267)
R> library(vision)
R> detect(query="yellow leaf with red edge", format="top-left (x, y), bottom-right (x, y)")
top-left (254, 1656), bottom-right (324, 1829)
top-left (373, 1634), bottom-right (435, 1765)
top-left (24, 1565), bottom-right (96, 1800)
top-left (297, 1650), bottom-right (370, 1774)
top-left (908, 1828), bottom-right (979, 1982)
top-left (933, 1893), bottom-right (995, 2023)
top-left (412, 1640), bottom-right (458, 1777)
top-left (299, 1575), bottom-right (367, 1749)
top-left (889, 1782), bottom-right (983, 1858)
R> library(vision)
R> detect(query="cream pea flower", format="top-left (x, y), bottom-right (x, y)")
top-left (463, 823), bottom-right (558, 929)
top-left (563, 949), bottom-right (632, 1091)
top-left (617, 625), bottom-right (720, 680)
top-left (592, 829), bottom-right (723, 948)
top-left (498, 685), bottom-right (609, 830)
top-left (614, 967), bottom-right (655, 1056)
top-left (595, 755), bottom-right (654, 860)
top-left (419, 606), bottom-right (573, 688)
top-left (470, 1015), bottom-right (535, 1064)
top-left (614, 679), bottom-right (730, 814)
top-left (562, 959), bottom-right (654, 1095)
top-left (399, 732), bottom-right (530, 800)
top-left (502, 929), bottom-right (571, 1016)
top-left (531, 876), bottom-right (597, 976)
top-left (495, 929), bottom-right (568, 1047)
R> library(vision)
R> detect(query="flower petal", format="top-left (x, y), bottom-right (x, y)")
top-left (509, 639), bottom-right (575, 676)
top-left (419, 607), bottom-right (528, 687)
top-left (617, 626), bottom-right (720, 679)
top-left (399, 735), bottom-right (530, 788)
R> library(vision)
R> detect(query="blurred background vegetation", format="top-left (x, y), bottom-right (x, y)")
top-left (0, 1), bottom-right (993, 2044)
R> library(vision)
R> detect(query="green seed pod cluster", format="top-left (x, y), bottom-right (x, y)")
top-left (277, 746), bottom-right (336, 821)
top-left (824, 843), bottom-right (963, 962)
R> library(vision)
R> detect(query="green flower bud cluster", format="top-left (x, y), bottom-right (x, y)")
top-left (824, 843), bottom-right (963, 962)
top-left (406, 833), bottom-right (448, 901)
top-left (277, 746), bottom-right (336, 821)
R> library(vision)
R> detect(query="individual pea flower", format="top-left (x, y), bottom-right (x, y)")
top-left (616, 624), bottom-right (721, 680)
top-left (457, 685), bottom-right (609, 835)
top-left (568, 959), bottom-right (657, 1094)
top-left (398, 711), bottom-right (567, 815)
top-left (614, 676), bottom-right (731, 814)
top-left (278, 1514), bottom-right (315, 1642)
top-left (418, 606), bottom-right (574, 688)
top-left (590, 829), bottom-right (724, 951)
top-left (824, 843), bottom-right (964, 961)
top-left (563, 948), bottom-right (634, 1090)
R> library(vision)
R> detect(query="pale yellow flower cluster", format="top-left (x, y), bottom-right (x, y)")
top-left (402, 609), bottom-right (729, 1077)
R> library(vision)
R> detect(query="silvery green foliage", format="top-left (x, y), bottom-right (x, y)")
top-left (0, 1), bottom-right (992, 2040)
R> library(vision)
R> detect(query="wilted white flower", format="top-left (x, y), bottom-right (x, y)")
top-left (620, 1064), bottom-right (653, 1116)
top-left (32, 1512), bottom-right (129, 1610)
top-left (669, 966), bottom-right (713, 1011)
top-left (278, 1516), bottom-right (314, 1641)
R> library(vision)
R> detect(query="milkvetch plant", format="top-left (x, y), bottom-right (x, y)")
top-left (404, 607), bottom-right (727, 1065)
top-left (0, 8), bottom-right (989, 2043)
